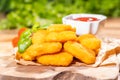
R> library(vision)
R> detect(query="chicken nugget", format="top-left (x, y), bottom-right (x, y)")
top-left (47, 24), bottom-right (75, 32)
top-left (77, 34), bottom-right (95, 43)
top-left (46, 31), bottom-right (77, 43)
top-left (94, 49), bottom-right (100, 56)
top-left (22, 52), bottom-right (34, 61)
top-left (32, 30), bottom-right (48, 44)
top-left (37, 51), bottom-right (73, 66)
top-left (86, 48), bottom-right (96, 57)
top-left (16, 51), bottom-right (35, 61)
top-left (16, 52), bottom-right (22, 60)
top-left (81, 38), bottom-right (101, 50)
top-left (22, 42), bottom-right (62, 61)
top-left (64, 41), bottom-right (96, 64)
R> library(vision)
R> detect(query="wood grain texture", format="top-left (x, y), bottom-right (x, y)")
top-left (0, 19), bottom-right (120, 80)
top-left (0, 30), bottom-right (18, 42)
top-left (0, 55), bottom-right (118, 80)
top-left (105, 18), bottom-right (120, 28)
top-left (0, 39), bottom-right (119, 80)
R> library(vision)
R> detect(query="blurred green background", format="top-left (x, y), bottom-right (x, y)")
top-left (0, 0), bottom-right (120, 30)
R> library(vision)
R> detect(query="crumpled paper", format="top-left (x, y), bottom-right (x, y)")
top-left (13, 38), bottom-right (120, 79)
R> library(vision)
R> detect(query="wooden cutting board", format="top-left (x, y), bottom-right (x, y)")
top-left (0, 43), bottom-right (119, 80)
top-left (0, 22), bottom-right (120, 80)
top-left (0, 52), bottom-right (119, 80)
top-left (0, 39), bottom-right (119, 80)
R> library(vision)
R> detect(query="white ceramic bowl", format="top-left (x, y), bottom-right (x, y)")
top-left (62, 14), bottom-right (107, 35)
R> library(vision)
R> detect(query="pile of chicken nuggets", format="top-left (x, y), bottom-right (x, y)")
top-left (16, 24), bottom-right (101, 66)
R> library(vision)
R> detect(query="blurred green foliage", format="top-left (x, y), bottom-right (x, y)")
top-left (0, 0), bottom-right (120, 29)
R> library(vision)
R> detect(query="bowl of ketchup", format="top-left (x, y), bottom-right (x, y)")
top-left (62, 14), bottom-right (107, 35)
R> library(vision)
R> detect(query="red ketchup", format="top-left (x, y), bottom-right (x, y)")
top-left (73, 17), bottom-right (99, 22)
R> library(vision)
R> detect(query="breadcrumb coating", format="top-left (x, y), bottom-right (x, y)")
top-left (64, 41), bottom-right (96, 64)
top-left (47, 24), bottom-right (75, 32)
top-left (81, 38), bottom-right (101, 50)
top-left (32, 30), bottom-right (48, 44)
top-left (22, 42), bottom-right (62, 61)
top-left (45, 31), bottom-right (77, 43)
top-left (37, 51), bottom-right (73, 66)
top-left (77, 34), bottom-right (95, 43)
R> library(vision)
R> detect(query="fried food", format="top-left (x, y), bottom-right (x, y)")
top-left (16, 52), bottom-right (22, 60)
top-left (45, 31), bottom-right (77, 42)
top-left (94, 49), bottom-right (100, 56)
top-left (15, 24), bottom-right (102, 66)
top-left (37, 51), bottom-right (73, 66)
top-left (64, 41), bottom-right (96, 64)
top-left (47, 24), bottom-right (75, 32)
top-left (86, 48), bottom-right (96, 57)
top-left (16, 51), bottom-right (34, 61)
top-left (22, 42), bottom-right (62, 61)
top-left (32, 30), bottom-right (48, 44)
top-left (81, 38), bottom-right (101, 50)
top-left (22, 52), bottom-right (34, 61)
top-left (77, 34), bottom-right (95, 43)
top-left (77, 34), bottom-right (101, 54)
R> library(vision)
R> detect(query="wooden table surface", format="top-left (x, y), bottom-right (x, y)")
top-left (0, 18), bottom-right (120, 80)
top-left (0, 18), bottom-right (120, 42)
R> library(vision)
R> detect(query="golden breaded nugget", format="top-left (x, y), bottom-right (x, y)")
top-left (77, 34), bottom-right (95, 43)
top-left (37, 51), bottom-right (73, 66)
top-left (16, 52), bottom-right (34, 61)
top-left (22, 52), bottom-right (34, 61)
top-left (94, 49), bottom-right (100, 56)
top-left (32, 30), bottom-right (48, 44)
top-left (86, 48), bottom-right (96, 57)
top-left (16, 52), bottom-right (22, 60)
top-left (47, 24), bottom-right (75, 32)
top-left (46, 31), bottom-right (77, 43)
top-left (81, 38), bottom-right (101, 50)
top-left (22, 42), bottom-right (62, 61)
top-left (64, 41), bottom-right (96, 64)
